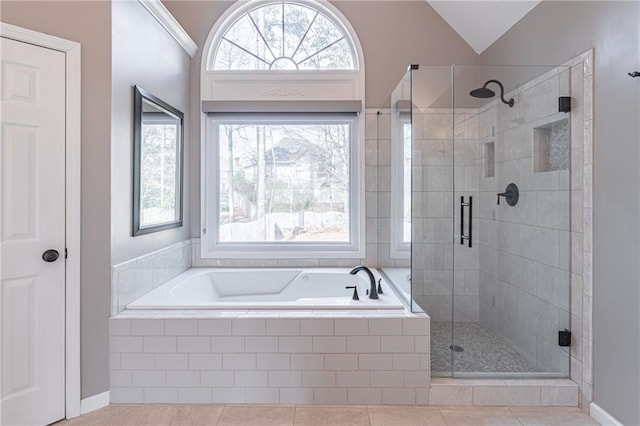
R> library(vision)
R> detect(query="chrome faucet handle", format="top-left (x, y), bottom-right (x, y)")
top-left (345, 285), bottom-right (359, 301)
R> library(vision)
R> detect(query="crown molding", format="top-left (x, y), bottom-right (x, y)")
top-left (138, 0), bottom-right (197, 57)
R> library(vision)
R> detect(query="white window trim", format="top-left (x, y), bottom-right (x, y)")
top-left (390, 114), bottom-right (410, 259)
top-left (200, 0), bottom-right (365, 102)
top-left (200, 0), bottom-right (366, 260)
top-left (207, 0), bottom-right (358, 72)
top-left (201, 113), bottom-right (365, 259)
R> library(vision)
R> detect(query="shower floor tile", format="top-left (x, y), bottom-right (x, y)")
top-left (431, 321), bottom-right (543, 374)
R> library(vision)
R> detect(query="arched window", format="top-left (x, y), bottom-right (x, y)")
top-left (209, 1), bottom-right (358, 71)
top-left (200, 0), bottom-right (365, 259)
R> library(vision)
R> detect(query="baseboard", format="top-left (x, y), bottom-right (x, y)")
top-left (80, 391), bottom-right (110, 415)
top-left (590, 402), bottom-right (623, 426)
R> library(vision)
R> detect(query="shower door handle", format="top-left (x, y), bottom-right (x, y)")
top-left (460, 196), bottom-right (472, 248)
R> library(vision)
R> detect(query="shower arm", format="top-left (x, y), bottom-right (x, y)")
top-left (484, 79), bottom-right (514, 107)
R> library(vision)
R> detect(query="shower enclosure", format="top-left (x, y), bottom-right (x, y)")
top-left (381, 64), bottom-right (572, 378)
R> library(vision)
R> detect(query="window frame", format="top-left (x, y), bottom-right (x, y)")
top-left (209, 0), bottom-right (358, 72)
top-left (202, 112), bottom-right (365, 258)
top-left (390, 113), bottom-right (411, 259)
top-left (201, 0), bottom-right (364, 103)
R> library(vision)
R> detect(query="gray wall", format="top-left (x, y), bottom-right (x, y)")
top-left (110, 0), bottom-right (191, 266)
top-left (480, 2), bottom-right (640, 424)
top-left (1, 1), bottom-right (112, 399)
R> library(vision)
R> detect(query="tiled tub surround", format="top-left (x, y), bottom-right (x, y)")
top-left (112, 240), bottom-right (192, 314)
top-left (109, 314), bottom-right (430, 404)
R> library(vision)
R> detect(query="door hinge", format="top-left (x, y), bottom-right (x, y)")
top-left (65, 248), bottom-right (68, 259)
top-left (558, 96), bottom-right (571, 113)
top-left (558, 329), bottom-right (571, 347)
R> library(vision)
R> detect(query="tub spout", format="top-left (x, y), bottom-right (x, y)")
top-left (349, 266), bottom-right (378, 299)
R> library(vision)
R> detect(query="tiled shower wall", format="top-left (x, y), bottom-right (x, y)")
top-left (476, 68), bottom-right (572, 375)
top-left (473, 51), bottom-right (593, 407)
top-left (568, 52), bottom-right (593, 409)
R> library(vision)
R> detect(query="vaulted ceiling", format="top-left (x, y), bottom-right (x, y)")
top-left (427, 1), bottom-right (542, 54)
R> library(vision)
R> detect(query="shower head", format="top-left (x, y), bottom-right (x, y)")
top-left (469, 87), bottom-right (495, 98)
top-left (470, 79), bottom-right (515, 107)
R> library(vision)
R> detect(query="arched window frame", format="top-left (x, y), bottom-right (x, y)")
top-left (201, 0), bottom-right (365, 102)
top-left (200, 0), bottom-right (366, 259)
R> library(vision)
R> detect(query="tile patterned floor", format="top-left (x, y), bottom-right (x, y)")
top-left (59, 404), bottom-right (599, 426)
top-left (431, 322), bottom-right (543, 374)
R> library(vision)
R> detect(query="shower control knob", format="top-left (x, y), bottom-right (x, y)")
top-left (42, 249), bottom-right (60, 262)
top-left (497, 183), bottom-right (519, 206)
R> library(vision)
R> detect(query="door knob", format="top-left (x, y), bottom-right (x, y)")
top-left (42, 249), bottom-right (60, 262)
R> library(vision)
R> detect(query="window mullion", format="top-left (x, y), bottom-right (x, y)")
top-left (247, 14), bottom-right (277, 62)
top-left (290, 11), bottom-right (318, 63)
top-left (296, 36), bottom-right (345, 67)
top-left (223, 37), bottom-right (272, 66)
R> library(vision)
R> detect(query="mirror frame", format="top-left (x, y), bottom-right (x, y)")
top-left (132, 85), bottom-right (184, 236)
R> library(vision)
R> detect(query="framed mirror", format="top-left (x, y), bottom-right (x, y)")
top-left (133, 86), bottom-right (184, 236)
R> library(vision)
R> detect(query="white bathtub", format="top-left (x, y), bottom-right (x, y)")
top-left (127, 267), bottom-right (406, 310)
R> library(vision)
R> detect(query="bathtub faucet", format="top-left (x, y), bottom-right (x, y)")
top-left (349, 266), bottom-right (378, 300)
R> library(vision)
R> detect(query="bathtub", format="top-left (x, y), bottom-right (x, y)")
top-left (127, 267), bottom-right (406, 310)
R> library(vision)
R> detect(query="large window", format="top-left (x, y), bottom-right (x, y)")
top-left (204, 115), bottom-right (363, 257)
top-left (201, 0), bottom-right (365, 258)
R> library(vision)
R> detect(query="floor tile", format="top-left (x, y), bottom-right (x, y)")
top-left (432, 322), bottom-right (540, 374)
top-left (63, 405), bottom-right (177, 426)
top-left (510, 407), bottom-right (599, 425)
top-left (57, 403), bottom-right (600, 426)
top-left (439, 407), bottom-right (521, 425)
top-left (368, 405), bottom-right (446, 425)
top-left (294, 405), bottom-right (369, 426)
top-left (171, 404), bottom-right (225, 425)
top-left (217, 405), bottom-right (295, 426)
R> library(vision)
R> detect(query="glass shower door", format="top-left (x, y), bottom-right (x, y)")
top-left (399, 64), bottom-right (573, 378)
top-left (451, 65), bottom-right (572, 377)
top-left (406, 66), bottom-right (456, 376)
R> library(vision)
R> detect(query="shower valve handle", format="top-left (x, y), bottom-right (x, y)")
top-left (497, 183), bottom-right (520, 206)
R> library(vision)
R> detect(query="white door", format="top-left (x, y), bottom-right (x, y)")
top-left (1, 37), bottom-right (66, 426)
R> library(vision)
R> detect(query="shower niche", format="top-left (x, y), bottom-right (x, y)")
top-left (533, 118), bottom-right (570, 173)
top-left (483, 141), bottom-right (495, 178)
top-left (382, 64), bottom-right (572, 379)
